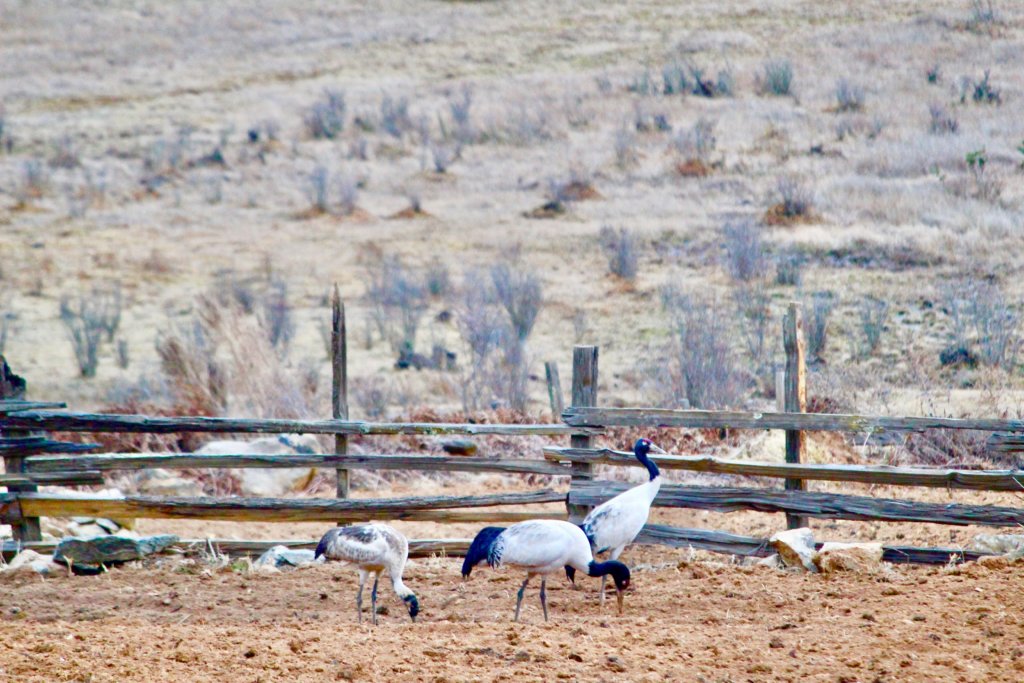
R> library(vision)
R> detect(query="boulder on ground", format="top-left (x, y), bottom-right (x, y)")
top-left (196, 434), bottom-right (322, 496)
top-left (53, 534), bottom-right (178, 568)
top-left (971, 534), bottom-right (1024, 557)
top-left (133, 468), bottom-right (204, 497)
top-left (6, 549), bottom-right (61, 576)
top-left (254, 545), bottom-right (321, 570)
top-left (769, 528), bottom-right (818, 572)
top-left (813, 542), bottom-right (884, 574)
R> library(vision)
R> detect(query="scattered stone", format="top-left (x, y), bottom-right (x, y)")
top-left (756, 553), bottom-right (783, 569)
top-left (53, 534), bottom-right (179, 568)
top-left (972, 534), bottom-right (1024, 557)
top-left (195, 435), bottom-right (322, 497)
top-left (254, 545), bottom-right (321, 570)
top-left (606, 655), bottom-right (627, 672)
top-left (442, 439), bottom-right (478, 456)
top-left (813, 542), bottom-right (883, 574)
top-left (769, 528), bottom-right (818, 572)
top-left (5, 549), bottom-right (61, 576)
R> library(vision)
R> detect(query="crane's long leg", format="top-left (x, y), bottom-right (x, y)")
top-left (514, 575), bottom-right (531, 622)
top-left (371, 574), bottom-right (380, 626)
top-left (539, 578), bottom-right (548, 622)
top-left (356, 570), bottom-right (367, 624)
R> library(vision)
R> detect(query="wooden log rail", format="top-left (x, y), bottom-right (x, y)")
top-left (0, 411), bottom-right (585, 436)
top-left (570, 480), bottom-right (1024, 527)
top-left (0, 400), bottom-right (66, 414)
top-left (544, 447), bottom-right (1024, 491)
top-left (0, 472), bottom-right (104, 487)
top-left (562, 406), bottom-right (1024, 434)
top-left (0, 538), bottom-right (473, 562)
top-left (635, 524), bottom-right (993, 565)
top-left (27, 452), bottom-right (571, 477)
top-left (0, 529), bottom-right (989, 566)
top-left (1, 489), bottom-right (566, 524)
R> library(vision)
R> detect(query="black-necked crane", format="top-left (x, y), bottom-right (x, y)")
top-left (461, 519), bottom-right (630, 622)
top-left (577, 437), bottom-right (665, 604)
top-left (315, 523), bottom-right (419, 624)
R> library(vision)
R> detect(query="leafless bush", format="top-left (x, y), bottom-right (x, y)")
top-left (759, 59), bottom-right (794, 96)
top-left (804, 291), bottom-right (836, 363)
top-left (774, 176), bottom-right (815, 218)
top-left (429, 141), bottom-right (460, 173)
top-left (963, 280), bottom-right (1020, 369)
top-left (775, 251), bottom-right (803, 286)
top-left (628, 68), bottom-right (659, 96)
top-left (491, 260), bottom-right (543, 341)
top-left (304, 89), bottom-right (346, 139)
top-left (380, 94), bottom-right (412, 139)
top-left (59, 289), bottom-right (120, 378)
top-left (661, 63), bottom-right (689, 95)
top-left (902, 426), bottom-right (997, 469)
top-left (115, 339), bottom-right (130, 370)
top-left (306, 165), bottom-right (330, 213)
top-left (960, 71), bottom-right (1002, 105)
top-left (928, 103), bottom-right (959, 135)
top-left (599, 226), bottom-right (639, 281)
top-left (722, 220), bottom-right (767, 282)
top-left (733, 284), bottom-right (774, 389)
top-left (633, 103), bottom-right (671, 133)
top-left (15, 159), bottom-right (49, 207)
top-left (613, 126), bottom-right (638, 169)
top-left (448, 84), bottom-right (475, 144)
top-left (50, 135), bottom-right (81, 169)
top-left (857, 296), bottom-right (889, 357)
top-left (141, 127), bottom-right (191, 190)
top-left (457, 270), bottom-right (528, 412)
top-left (661, 289), bottom-right (749, 409)
top-left (353, 376), bottom-right (393, 419)
top-left (365, 255), bottom-right (429, 354)
top-left (671, 118), bottom-right (716, 162)
top-left (834, 78), bottom-right (865, 112)
top-left (425, 259), bottom-right (451, 298)
top-left (967, 1), bottom-right (1000, 34)
top-left (260, 279), bottom-right (295, 352)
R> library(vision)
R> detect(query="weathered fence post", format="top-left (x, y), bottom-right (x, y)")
top-left (566, 346), bottom-right (598, 523)
top-left (0, 356), bottom-right (41, 543)
top-left (783, 303), bottom-right (808, 529)
top-left (331, 285), bottom-right (349, 502)
top-left (544, 361), bottom-right (564, 421)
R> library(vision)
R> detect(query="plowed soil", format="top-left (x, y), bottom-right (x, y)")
top-left (2, 545), bottom-right (1022, 683)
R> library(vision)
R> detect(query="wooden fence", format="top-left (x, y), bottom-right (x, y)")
top-left (2, 296), bottom-right (1023, 565)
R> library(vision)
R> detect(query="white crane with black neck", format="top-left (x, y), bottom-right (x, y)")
top-left (575, 437), bottom-right (665, 604)
top-left (315, 523), bottom-right (419, 625)
top-left (461, 519), bottom-right (631, 622)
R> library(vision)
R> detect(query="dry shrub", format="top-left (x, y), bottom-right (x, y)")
top-left (764, 176), bottom-right (818, 226)
top-left (675, 159), bottom-right (711, 177)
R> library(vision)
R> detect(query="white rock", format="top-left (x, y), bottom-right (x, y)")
top-left (196, 434), bottom-right (322, 497)
top-left (6, 549), bottom-right (61, 576)
top-left (756, 553), bottom-right (783, 569)
top-left (0, 524), bottom-right (11, 539)
top-left (972, 534), bottom-right (1024, 556)
top-left (769, 528), bottom-right (818, 572)
top-left (254, 545), bottom-right (321, 569)
top-left (133, 468), bottom-right (204, 497)
top-left (813, 542), bottom-right (884, 573)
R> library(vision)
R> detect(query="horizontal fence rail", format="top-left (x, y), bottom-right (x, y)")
top-left (26, 452), bottom-right (571, 477)
top-left (635, 523), bottom-right (993, 565)
top-left (0, 411), bottom-right (587, 436)
top-left (563, 407), bottom-right (1024, 434)
top-left (570, 480), bottom-right (1024, 527)
top-left (545, 447), bottom-right (1024, 491)
top-left (0, 472), bottom-right (105, 487)
top-left (0, 400), bottom-right (66, 414)
top-left (0, 538), bottom-right (473, 562)
top-left (2, 490), bottom-right (565, 524)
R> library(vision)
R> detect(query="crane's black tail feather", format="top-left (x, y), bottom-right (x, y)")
top-left (461, 526), bottom-right (506, 578)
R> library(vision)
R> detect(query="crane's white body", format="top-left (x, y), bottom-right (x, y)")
top-left (582, 475), bottom-right (662, 561)
top-left (480, 519), bottom-right (627, 621)
top-left (315, 523), bottom-right (416, 624)
top-left (490, 519), bottom-right (597, 576)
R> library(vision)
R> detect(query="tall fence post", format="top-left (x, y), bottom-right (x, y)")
top-left (331, 285), bottom-right (349, 502)
top-left (783, 302), bottom-right (808, 529)
top-left (544, 361), bottom-right (564, 421)
top-left (0, 357), bottom-right (41, 543)
top-left (566, 346), bottom-right (598, 523)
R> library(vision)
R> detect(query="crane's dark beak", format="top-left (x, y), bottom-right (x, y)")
top-left (648, 443), bottom-right (667, 454)
top-left (616, 588), bottom-right (625, 615)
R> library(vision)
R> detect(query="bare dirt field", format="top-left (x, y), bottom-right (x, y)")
top-left (3, 545), bottom-right (1023, 683)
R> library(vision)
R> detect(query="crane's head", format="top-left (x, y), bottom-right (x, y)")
top-left (403, 594), bottom-right (420, 622)
top-left (633, 438), bottom-right (666, 456)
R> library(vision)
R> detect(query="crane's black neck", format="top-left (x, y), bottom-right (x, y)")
top-left (636, 448), bottom-right (659, 481)
top-left (587, 560), bottom-right (630, 590)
